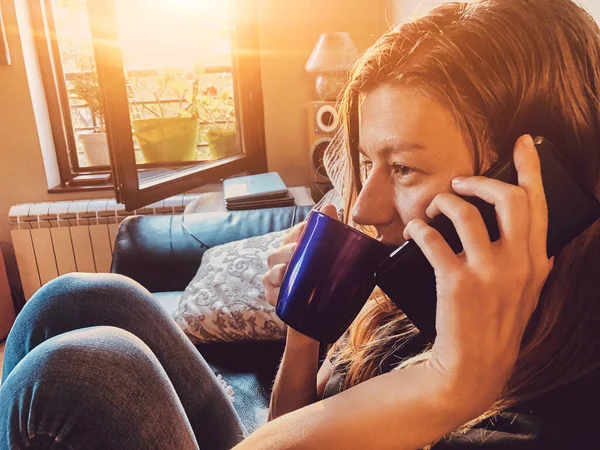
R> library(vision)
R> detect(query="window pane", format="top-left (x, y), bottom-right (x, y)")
top-left (50, 0), bottom-right (109, 169)
top-left (111, 0), bottom-right (241, 188)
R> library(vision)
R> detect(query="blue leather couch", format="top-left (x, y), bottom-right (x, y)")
top-left (110, 205), bottom-right (314, 433)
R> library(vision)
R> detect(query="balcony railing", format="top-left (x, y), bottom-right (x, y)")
top-left (65, 66), bottom-right (234, 167)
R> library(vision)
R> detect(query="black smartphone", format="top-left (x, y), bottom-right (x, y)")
top-left (375, 137), bottom-right (600, 341)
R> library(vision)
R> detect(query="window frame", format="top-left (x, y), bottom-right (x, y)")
top-left (31, 0), bottom-right (267, 209)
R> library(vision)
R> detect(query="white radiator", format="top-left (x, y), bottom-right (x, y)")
top-left (9, 194), bottom-right (204, 300)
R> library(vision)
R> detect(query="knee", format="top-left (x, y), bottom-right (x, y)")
top-left (5, 275), bottom-right (156, 374)
top-left (21, 273), bottom-right (153, 320)
top-left (6, 327), bottom-right (163, 397)
top-left (44, 326), bottom-right (158, 374)
top-left (36, 272), bottom-right (148, 303)
top-left (1, 327), bottom-right (171, 446)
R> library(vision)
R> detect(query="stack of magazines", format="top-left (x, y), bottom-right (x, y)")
top-left (223, 172), bottom-right (296, 211)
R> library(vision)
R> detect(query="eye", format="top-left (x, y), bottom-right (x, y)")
top-left (393, 163), bottom-right (415, 178)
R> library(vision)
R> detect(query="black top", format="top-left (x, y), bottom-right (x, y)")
top-left (322, 333), bottom-right (599, 449)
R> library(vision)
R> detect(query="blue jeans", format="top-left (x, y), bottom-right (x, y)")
top-left (0, 273), bottom-right (246, 449)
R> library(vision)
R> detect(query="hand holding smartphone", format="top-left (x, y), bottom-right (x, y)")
top-left (375, 137), bottom-right (600, 341)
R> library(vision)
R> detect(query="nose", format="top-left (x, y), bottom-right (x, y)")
top-left (352, 169), bottom-right (397, 227)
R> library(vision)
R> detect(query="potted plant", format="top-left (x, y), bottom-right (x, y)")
top-left (129, 69), bottom-right (200, 164)
top-left (68, 64), bottom-right (110, 166)
top-left (193, 84), bottom-right (237, 160)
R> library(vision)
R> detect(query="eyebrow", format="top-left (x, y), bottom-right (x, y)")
top-left (358, 142), bottom-right (427, 157)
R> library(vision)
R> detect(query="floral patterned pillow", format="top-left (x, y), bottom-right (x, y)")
top-left (173, 229), bottom-right (289, 343)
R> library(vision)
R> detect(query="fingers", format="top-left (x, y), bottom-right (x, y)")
top-left (450, 177), bottom-right (529, 256)
top-left (263, 263), bottom-right (287, 306)
top-left (265, 205), bottom-right (339, 307)
top-left (403, 219), bottom-right (460, 273)
top-left (513, 135), bottom-right (550, 261)
top-left (282, 222), bottom-right (306, 246)
top-left (268, 206), bottom-right (337, 305)
top-left (320, 204), bottom-right (338, 220)
top-left (267, 243), bottom-right (296, 268)
top-left (425, 193), bottom-right (492, 260)
top-left (451, 134), bottom-right (549, 265)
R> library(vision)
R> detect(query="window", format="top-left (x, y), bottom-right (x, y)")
top-left (32, 0), bottom-right (266, 209)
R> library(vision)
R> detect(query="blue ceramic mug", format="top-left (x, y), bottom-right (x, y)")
top-left (275, 210), bottom-right (393, 343)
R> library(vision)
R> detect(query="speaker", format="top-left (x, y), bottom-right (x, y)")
top-left (308, 102), bottom-right (338, 196)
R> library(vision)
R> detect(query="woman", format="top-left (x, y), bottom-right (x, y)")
top-left (1, 0), bottom-right (598, 448)
top-left (263, 0), bottom-right (599, 448)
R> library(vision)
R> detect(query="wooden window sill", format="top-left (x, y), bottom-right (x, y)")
top-left (48, 182), bottom-right (114, 194)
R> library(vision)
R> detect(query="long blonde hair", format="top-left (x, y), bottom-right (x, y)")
top-left (329, 0), bottom-right (600, 444)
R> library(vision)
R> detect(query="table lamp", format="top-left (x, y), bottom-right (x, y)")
top-left (306, 32), bottom-right (358, 101)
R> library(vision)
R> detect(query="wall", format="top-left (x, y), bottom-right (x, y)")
top-left (258, 0), bottom-right (388, 187)
top-left (0, 0), bottom-right (388, 302)
top-left (579, 0), bottom-right (600, 21)
top-left (0, 0), bottom-right (109, 303)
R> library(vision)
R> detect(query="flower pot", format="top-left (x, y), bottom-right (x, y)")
top-left (132, 117), bottom-right (199, 163)
top-left (78, 131), bottom-right (110, 166)
top-left (207, 128), bottom-right (238, 160)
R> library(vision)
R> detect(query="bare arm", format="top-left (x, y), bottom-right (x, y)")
top-left (268, 328), bottom-right (320, 421)
top-left (264, 205), bottom-right (339, 421)
top-left (238, 361), bottom-right (495, 450)
top-left (268, 329), bottom-right (336, 421)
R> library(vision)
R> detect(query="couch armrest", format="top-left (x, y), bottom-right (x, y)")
top-left (110, 205), bottom-right (313, 293)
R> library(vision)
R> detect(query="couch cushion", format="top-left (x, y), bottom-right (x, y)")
top-left (111, 206), bottom-right (313, 293)
top-left (173, 228), bottom-right (289, 344)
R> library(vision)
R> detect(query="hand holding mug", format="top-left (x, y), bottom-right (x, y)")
top-left (274, 205), bottom-right (392, 343)
top-left (263, 205), bottom-right (339, 307)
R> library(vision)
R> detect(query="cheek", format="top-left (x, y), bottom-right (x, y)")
top-left (393, 180), bottom-right (453, 227)
top-left (393, 188), bottom-right (434, 228)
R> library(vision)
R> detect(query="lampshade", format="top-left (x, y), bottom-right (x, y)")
top-left (305, 32), bottom-right (359, 73)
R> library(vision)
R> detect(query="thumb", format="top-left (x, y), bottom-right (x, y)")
top-left (320, 204), bottom-right (339, 221)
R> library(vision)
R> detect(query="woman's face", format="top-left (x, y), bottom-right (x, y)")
top-left (353, 84), bottom-right (477, 245)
